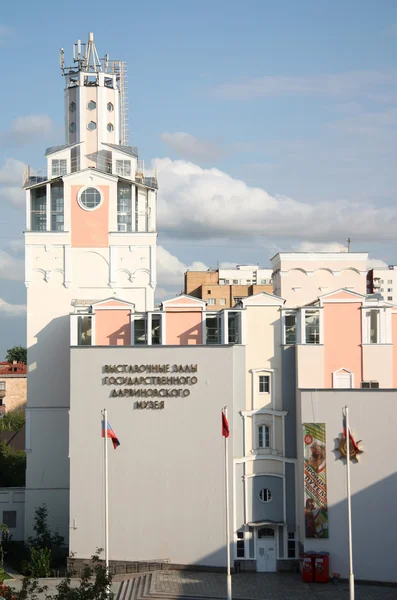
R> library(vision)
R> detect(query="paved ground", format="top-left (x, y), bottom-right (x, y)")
top-left (4, 570), bottom-right (397, 600)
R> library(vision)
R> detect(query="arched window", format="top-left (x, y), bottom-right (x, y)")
top-left (258, 527), bottom-right (274, 538)
top-left (258, 424), bottom-right (271, 449)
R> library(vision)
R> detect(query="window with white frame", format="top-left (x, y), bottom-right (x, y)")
top-left (258, 375), bottom-right (270, 393)
top-left (117, 183), bottom-right (132, 232)
top-left (220, 298), bottom-right (226, 306)
top-left (206, 314), bottom-right (221, 344)
top-left (116, 160), bottom-right (131, 177)
top-left (305, 309), bottom-right (320, 344)
top-left (51, 159), bottom-right (67, 177)
top-left (30, 186), bottom-right (47, 231)
top-left (284, 312), bottom-right (297, 344)
top-left (369, 309), bottom-right (379, 343)
top-left (228, 311), bottom-right (241, 343)
top-left (207, 298), bottom-right (216, 305)
top-left (133, 318), bottom-right (147, 345)
top-left (236, 530), bottom-right (245, 558)
top-left (388, 280), bottom-right (393, 284)
top-left (51, 182), bottom-right (64, 231)
top-left (257, 424), bottom-right (271, 448)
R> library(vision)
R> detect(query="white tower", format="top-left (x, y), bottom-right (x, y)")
top-left (24, 33), bottom-right (157, 539)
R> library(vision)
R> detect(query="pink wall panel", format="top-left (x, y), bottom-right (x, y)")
top-left (324, 303), bottom-right (362, 387)
top-left (166, 311), bottom-right (202, 345)
top-left (95, 309), bottom-right (131, 346)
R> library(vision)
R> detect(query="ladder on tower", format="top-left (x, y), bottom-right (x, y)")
top-left (119, 61), bottom-right (129, 145)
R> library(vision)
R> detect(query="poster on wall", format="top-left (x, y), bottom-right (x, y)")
top-left (303, 423), bottom-right (328, 538)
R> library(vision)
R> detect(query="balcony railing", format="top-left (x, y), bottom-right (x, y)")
top-left (23, 153), bottom-right (158, 189)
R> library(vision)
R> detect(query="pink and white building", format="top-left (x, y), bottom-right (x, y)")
top-left (18, 31), bottom-right (397, 582)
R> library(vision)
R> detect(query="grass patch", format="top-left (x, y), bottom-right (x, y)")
top-left (0, 572), bottom-right (11, 583)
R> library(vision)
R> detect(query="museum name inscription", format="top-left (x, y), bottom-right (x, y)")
top-left (103, 364), bottom-right (199, 410)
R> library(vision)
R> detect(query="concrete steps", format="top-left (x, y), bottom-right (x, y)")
top-left (116, 573), bottom-right (153, 600)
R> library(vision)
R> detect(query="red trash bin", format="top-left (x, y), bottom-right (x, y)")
top-left (301, 552), bottom-right (316, 582)
top-left (314, 552), bottom-right (330, 583)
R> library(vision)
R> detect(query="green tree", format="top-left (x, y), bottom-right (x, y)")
top-left (5, 347), bottom-right (26, 365)
top-left (0, 443), bottom-right (26, 487)
top-left (28, 505), bottom-right (64, 552)
top-left (0, 410), bottom-right (25, 432)
top-left (0, 551), bottom-right (114, 600)
top-left (0, 524), bottom-right (9, 573)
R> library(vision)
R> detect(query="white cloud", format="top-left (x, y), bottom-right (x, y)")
top-left (0, 250), bottom-right (24, 281)
top-left (157, 245), bottom-right (207, 291)
top-left (161, 132), bottom-right (224, 162)
top-left (296, 242), bottom-right (348, 253)
top-left (155, 158), bottom-right (397, 243)
top-left (0, 25), bottom-right (14, 46)
top-left (0, 158), bottom-right (26, 185)
top-left (6, 238), bottom-right (24, 255)
top-left (0, 298), bottom-right (26, 316)
top-left (368, 258), bottom-right (388, 269)
top-left (211, 69), bottom-right (397, 101)
top-left (1, 186), bottom-right (25, 206)
top-left (1, 115), bottom-right (55, 146)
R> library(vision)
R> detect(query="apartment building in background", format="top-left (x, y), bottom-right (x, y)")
top-left (367, 265), bottom-right (397, 302)
top-left (185, 264), bottom-right (273, 309)
top-left (0, 362), bottom-right (27, 415)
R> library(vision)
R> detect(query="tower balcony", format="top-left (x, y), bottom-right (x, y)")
top-left (23, 152), bottom-right (158, 190)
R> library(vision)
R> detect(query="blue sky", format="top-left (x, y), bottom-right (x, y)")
top-left (0, 0), bottom-right (397, 356)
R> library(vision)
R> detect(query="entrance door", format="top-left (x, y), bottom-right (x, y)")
top-left (256, 528), bottom-right (277, 572)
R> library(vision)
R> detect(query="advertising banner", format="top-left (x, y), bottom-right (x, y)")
top-left (303, 423), bottom-right (328, 538)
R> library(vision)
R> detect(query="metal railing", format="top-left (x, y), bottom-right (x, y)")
top-left (23, 153), bottom-right (157, 189)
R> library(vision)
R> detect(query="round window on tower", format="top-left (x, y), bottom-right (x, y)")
top-left (78, 187), bottom-right (102, 211)
top-left (107, 123), bottom-right (114, 132)
top-left (87, 100), bottom-right (97, 110)
top-left (107, 102), bottom-right (114, 112)
top-left (69, 122), bottom-right (76, 133)
top-left (258, 489), bottom-right (272, 503)
top-left (69, 102), bottom-right (76, 113)
top-left (87, 121), bottom-right (97, 131)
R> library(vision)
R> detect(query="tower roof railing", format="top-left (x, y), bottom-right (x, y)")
top-left (23, 154), bottom-right (158, 190)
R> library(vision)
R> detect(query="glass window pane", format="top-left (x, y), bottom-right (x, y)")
top-left (206, 315), bottom-right (220, 344)
top-left (305, 310), bottom-right (320, 344)
top-left (370, 310), bottom-right (379, 343)
top-left (228, 312), bottom-right (241, 343)
top-left (151, 315), bottom-right (161, 345)
top-left (117, 183), bottom-right (132, 232)
top-left (78, 316), bottom-right (92, 346)
top-left (31, 186), bottom-right (47, 231)
top-left (134, 318), bottom-right (147, 345)
top-left (285, 313), bottom-right (296, 344)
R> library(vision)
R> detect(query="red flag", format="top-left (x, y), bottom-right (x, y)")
top-left (343, 414), bottom-right (359, 453)
top-left (222, 412), bottom-right (229, 438)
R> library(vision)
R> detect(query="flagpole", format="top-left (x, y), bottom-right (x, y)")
top-left (345, 406), bottom-right (354, 600)
top-left (103, 408), bottom-right (109, 574)
top-left (223, 407), bottom-right (232, 600)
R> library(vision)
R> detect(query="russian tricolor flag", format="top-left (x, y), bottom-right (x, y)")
top-left (101, 420), bottom-right (120, 449)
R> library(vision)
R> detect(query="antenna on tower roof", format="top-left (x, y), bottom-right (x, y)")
top-left (59, 48), bottom-right (65, 72)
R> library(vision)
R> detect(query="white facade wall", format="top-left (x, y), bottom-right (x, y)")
top-left (271, 253), bottom-right (368, 307)
top-left (69, 345), bottom-right (245, 566)
top-left (297, 389), bottom-right (397, 582)
top-left (25, 36), bottom-right (157, 540)
top-left (0, 489), bottom-right (25, 541)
